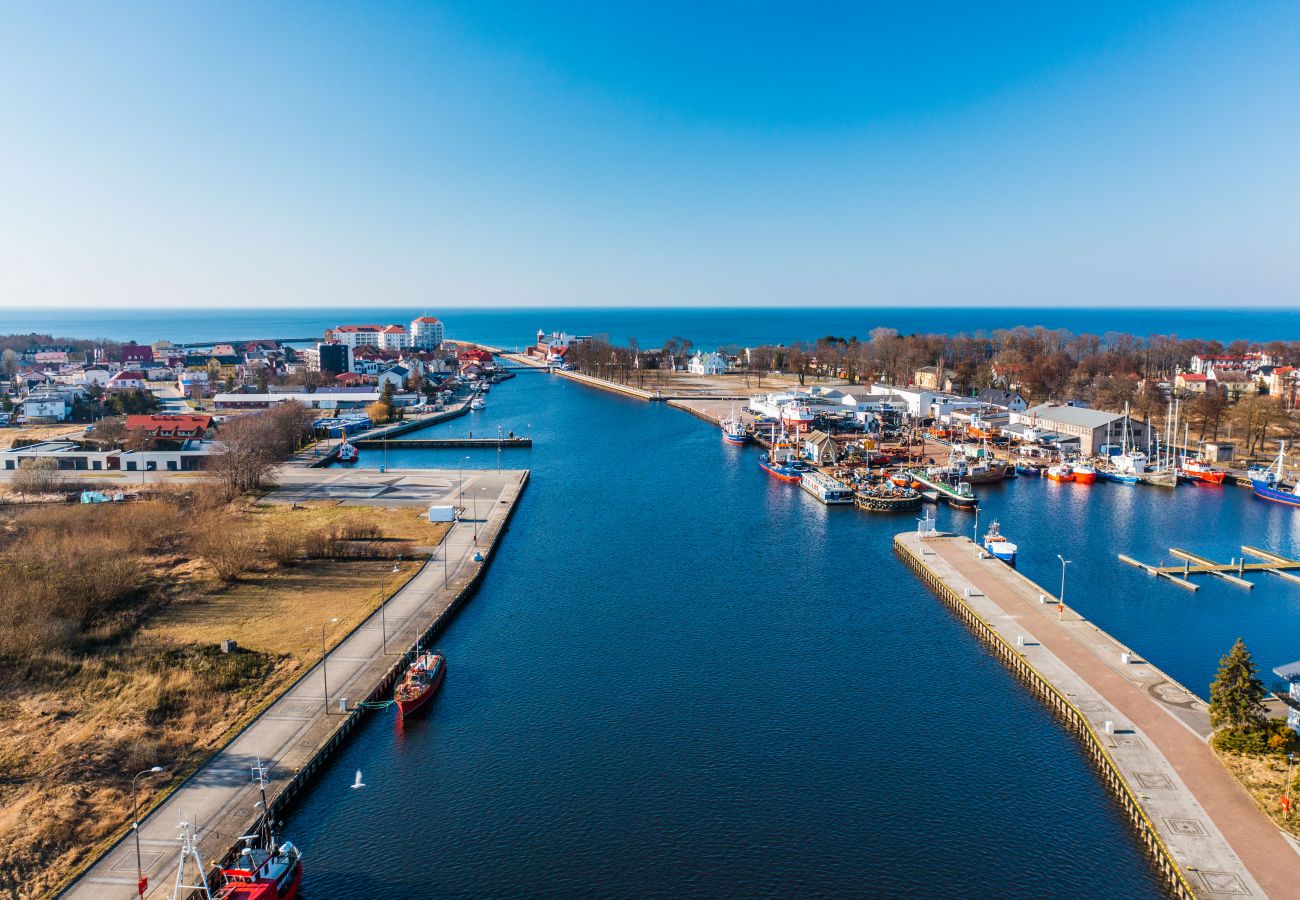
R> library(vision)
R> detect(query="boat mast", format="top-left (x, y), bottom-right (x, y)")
top-left (168, 821), bottom-right (214, 900)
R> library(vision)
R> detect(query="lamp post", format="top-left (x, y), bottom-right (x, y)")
top-left (319, 617), bottom-right (338, 714)
top-left (378, 561), bottom-right (400, 653)
top-left (1057, 554), bottom-right (1071, 611)
top-left (973, 505), bottom-right (980, 548)
top-left (132, 765), bottom-right (165, 897)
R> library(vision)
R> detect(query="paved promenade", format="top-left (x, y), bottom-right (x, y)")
top-left (64, 468), bottom-right (527, 898)
top-left (897, 531), bottom-right (1300, 899)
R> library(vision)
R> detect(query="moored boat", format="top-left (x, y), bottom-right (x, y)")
top-left (759, 452), bottom-right (802, 482)
top-left (394, 652), bottom-right (446, 717)
top-left (982, 521), bottom-right (1018, 567)
top-left (721, 407), bottom-right (749, 444)
top-left (337, 442), bottom-right (359, 464)
top-left (1179, 456), bottom-right (1227, 485)
top-left (1071, 461), bottom-right (1097, 484)
top-left (1248, 441), bottom-right (1300, 507)
top-left (470, 397), bottom-right (486, 410)
top-left (779, 402), bottom-right (814, 435)
top-left (1046, 463), bottom-right (1073, 482)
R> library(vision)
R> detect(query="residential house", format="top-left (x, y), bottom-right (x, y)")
top-left (120, 344), bottom-right (154, 365)
top-left (1174, 372), bottom-right (1214, 395)
top-left (123, 414), bottom-right (214, 442)
top-left (975, 388), bottom-right (1028, 412)
top-left (913, 366), bottom-right (959, 392)
top-left (105, 370), bottom-right (147, 391)
top-left (377, 365), bottom-right (412, 392)
top-left (687, 351), bottom-right (728, 376)
top-left (22, 393), bottom-right (73, 423)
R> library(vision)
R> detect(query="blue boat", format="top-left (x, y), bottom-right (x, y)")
top-left (758, 452), bottom-right (802, 482)
top-left (1248, 442), bottom-right (1300, 507)
top-left (1097, 470), bottom-right (1139, 485)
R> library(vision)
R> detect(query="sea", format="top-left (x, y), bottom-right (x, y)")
top-left (1, 306), bottom-right (1298, 348)
top-left (271, 371), bottom-right (1300, 898)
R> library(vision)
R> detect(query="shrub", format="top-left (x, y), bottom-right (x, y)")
top-left (264, 527), bottom-right (305, 566)
top-left (12, 458), bottom-right (67, 494)
top-left (189, 513), bottom-right (259, 581)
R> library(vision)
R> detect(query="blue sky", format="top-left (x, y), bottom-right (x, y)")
top-left (0, 2), bottom-right (1297, 309)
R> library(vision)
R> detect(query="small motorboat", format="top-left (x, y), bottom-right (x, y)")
top-left (470, 397), bottom-right (486, 411)
top-left (337, 442), bottom-right (359, 464)
top-left (982, 521), bottom-right (1018, 567)
top-left (1046, 463), bottom-right (1074, 482)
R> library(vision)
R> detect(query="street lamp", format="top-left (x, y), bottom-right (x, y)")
top-left (1057, 554), bottom-right (1072, 608)
top-left (319, 617), bottom-right (339, 714)
top-left (131, 765), bottom-right (166, 897)
top-left (378, 561), bottom-right (400, 653)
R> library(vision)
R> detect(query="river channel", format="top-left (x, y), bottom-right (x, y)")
top-left (282, 371), bottom-right (1300, 897)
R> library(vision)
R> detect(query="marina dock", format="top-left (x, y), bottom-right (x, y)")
top-left (62, 468), bottom-right (529, 898)
top-left (896, 529), bottom-right (1300, 899)
top-left (1118, 545), bottom-right (1300, 590)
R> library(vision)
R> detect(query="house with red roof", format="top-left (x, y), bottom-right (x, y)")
top-left (123, 414), bottom-right (214, 442)
top-left (106, 370), bottom-right (147, 391)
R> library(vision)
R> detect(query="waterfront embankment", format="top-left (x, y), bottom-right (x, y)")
top-left (62, 467), bottom-right (528, 899)
top-left (895, 529), bottom-right (1300, 899)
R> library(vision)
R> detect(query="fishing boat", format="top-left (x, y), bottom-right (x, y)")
top-left (336, 442), bottom-right (359, 464)
top-left (480, 382), bottom-right (490, 393)
top-left (982, 522), bottom-right (1018, 567)
top-left (470, 396), bottom-right (486, 410)
top-left (1046, 462), bottom-right (1074, 482)
top-left (1248, 441), bottom-right (1300, 507)
top-left (721, 407), bottom-right (749, 445)
top-left (1097, 467), bottom-right (1139, 485)
top-left (759, 452), bottom-right (802, 482)
top-left (1179, 456), bottom-right (1227, 485)
top-left (1071, 460), bottom-right (1097, 484)
top-left (216, 761), bottom-right (304, 900)
top-left (394, 651), bottom-right (446, 717)
top-left (760, 425), bottom-right (804, 482)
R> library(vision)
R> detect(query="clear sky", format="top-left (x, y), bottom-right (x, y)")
top-left (1, 2), bottom-right (1297, 309)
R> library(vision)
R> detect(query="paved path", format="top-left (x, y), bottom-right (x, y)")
top-left (899, 532), bottom-right (1300, 898)
top-left (64, 468), bottom-right (527, 899)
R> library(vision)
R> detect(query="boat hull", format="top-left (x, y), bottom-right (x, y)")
top-left (1046, 470), bottom-right (1073, 483)
top-left (1180, 469), bottom-right (1226, 485)
top-left (722, 431), bottom-right (748, 445)
top-left (1252, 483), bottom-right (1300, 507)
top-left (1072, 470), bottom-right (1097, 485)
top-left (396, 658), bottom-right (446, 717)
top-left (759, 455), bottom-right (802, 482)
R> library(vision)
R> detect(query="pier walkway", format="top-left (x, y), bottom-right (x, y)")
top-left (896, 530), bottom-right (1300, 899)
top-left (63, 468), bottom-right (528, 899)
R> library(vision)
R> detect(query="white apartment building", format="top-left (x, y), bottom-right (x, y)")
top-left (328, 317), bottom-right (445, 353)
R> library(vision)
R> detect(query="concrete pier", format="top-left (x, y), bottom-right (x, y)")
top-left (896, 530), bottom-right (1300, 899)
top-left (61, 468), bottom-right (528, 898)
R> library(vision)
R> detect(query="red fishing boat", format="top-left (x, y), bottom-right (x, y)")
top-left (1179, 456), bottom-right (1227, 485)
top-left (395, 652), bottom-right (445, 717)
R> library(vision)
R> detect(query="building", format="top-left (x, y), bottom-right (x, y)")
top-left (1012, 403), bottom-right (1149, 456)
top-left (105, 370), bottom-right (147, 391)
top-left (1174, 372), bottom-right (1214, 394)
top-left (410, 316), bottom-right (444, 349)
top-left (528, 330), bottom-right (591, 363)
top-left (121, 344), bottom-right (154, 365)
top-left (1189, 352), bottom-right (1272, 375)
top-left (975, 388), bottom-right (1028, 412)
top-left (315, 342), bottom-right (353, 376)
top-left (377, 365), bottom-right (412, 391)
top-left (687, 351), bottom-right (728, 376)
top-left (211, 391), bottom-right (420, 410)
top-left (913, 366), bottom-right (959, 391)
top-left (0, 439), bottom-right (217, 473)
top-left (1273, 661), bottom-right (1300, 735)
top-left (22, 393), bottom-right (73, 423)
top-left (123, 414), bottom-right (214, 442)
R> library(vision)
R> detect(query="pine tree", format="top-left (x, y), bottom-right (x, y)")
top-left (1209, 638), bottom-right (1268, 732)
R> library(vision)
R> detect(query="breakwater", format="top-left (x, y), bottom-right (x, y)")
top-left (895, 530), bottom-right (1300, 899)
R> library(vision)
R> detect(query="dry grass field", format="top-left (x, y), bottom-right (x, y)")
top-left (0, 494), bottom-right (446, 899)
top-left (1216, 749), bottom-right (1300, 840)
top-left (0, 423), bottom-right (86, 449)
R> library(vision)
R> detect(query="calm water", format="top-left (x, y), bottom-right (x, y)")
top-left (2, 306), bottom-right (1298, 348)
top-left (264, 370), bottom-right (1300, 897)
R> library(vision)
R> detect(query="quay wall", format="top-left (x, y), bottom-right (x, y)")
top-left (191, 472), bottom-right (529, 895)
top-left (550, 368), bottom-right (661, 401)
top-left (892, 534), bottom-right (1197, 900)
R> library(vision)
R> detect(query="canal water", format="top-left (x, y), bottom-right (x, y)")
top-left (282, 372), bottom-right (1298, 897)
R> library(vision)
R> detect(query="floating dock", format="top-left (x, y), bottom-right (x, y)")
top-left (897, 530), bottom-right (1300, 899)
top-left (1118, 545), bottom-right (1300, 590)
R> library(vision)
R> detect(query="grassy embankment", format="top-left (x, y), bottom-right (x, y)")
top-left (1214, 745), bottom-right (1300, 841)
top-left (0, 492), bottom-right (448, 899)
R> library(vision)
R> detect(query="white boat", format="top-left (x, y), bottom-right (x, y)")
top-left (780, 402), bottom-right (814, 435)
top-left (470, 397), bottom-right (486, 410)
top-left (982, 521), bottom-right (1018, 567)
top-left (721, 406), bottom-right (749, 444)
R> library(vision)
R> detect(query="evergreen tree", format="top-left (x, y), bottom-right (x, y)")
top-left (380, 380), bottom-right (396, 405)
top-left (1209, 638), bottom-right (1268, 732)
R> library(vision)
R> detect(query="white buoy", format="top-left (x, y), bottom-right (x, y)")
top-left (1017, 636), bottom-right (1025, 646)
top-left (1104, 720), bottom-right (1114, 734)
top-left (351, 769), bottom-right (365, 790)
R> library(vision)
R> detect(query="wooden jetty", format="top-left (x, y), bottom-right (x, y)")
top-left (353, 437), bottom-right (532, 449)
top-left (1117, 544), bottom-right (1300, 589)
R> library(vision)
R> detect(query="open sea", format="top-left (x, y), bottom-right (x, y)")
top-left (272, 371), bottom-right (1300, 898)
top-left (2, 306), bottom-right (1298, 348)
